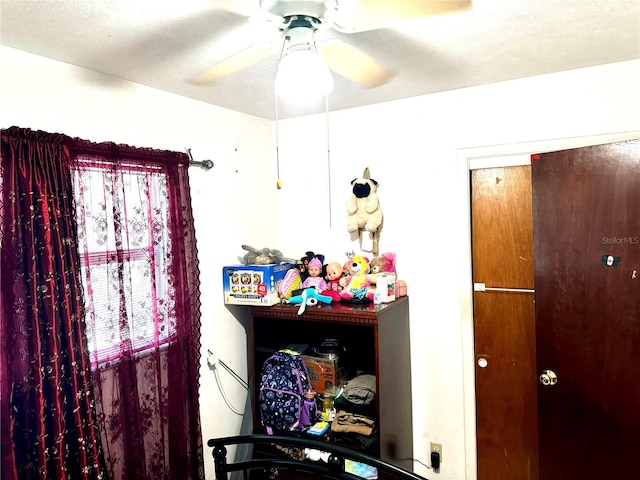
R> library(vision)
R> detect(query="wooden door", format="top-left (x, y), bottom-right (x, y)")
top-left (532, 142), bottom-right (640, 480)
top-left (471, 166), bottom-right (538, 480)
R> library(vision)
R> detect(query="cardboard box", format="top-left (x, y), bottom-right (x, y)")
top-left (222, 263), bottom-right (293, 306)
top-left (300, 354), bottom-right (345, 395)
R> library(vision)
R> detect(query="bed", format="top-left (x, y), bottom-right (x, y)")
top-left (207, 434), bottom-right (430, 480)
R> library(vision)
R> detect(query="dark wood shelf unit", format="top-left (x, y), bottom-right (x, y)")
top-left (249, 296), bottom-right (413, 471)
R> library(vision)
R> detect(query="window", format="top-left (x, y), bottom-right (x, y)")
top-left (72, 160), bottom-right (175, 366)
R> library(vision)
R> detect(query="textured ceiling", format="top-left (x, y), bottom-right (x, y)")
top-left (1, 0), bottom-right (639, 120)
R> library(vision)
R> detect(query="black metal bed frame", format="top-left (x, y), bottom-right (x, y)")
top-left (207, 434), bottom-right (430, 480)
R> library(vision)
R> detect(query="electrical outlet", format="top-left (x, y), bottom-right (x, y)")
top-left (430, 442), bottom-right (442, 462)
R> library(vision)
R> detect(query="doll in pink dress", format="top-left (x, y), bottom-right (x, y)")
top-left (302, 257), bottom-right (328, 292)
top-left (321, 262), bottom-right (344, 302)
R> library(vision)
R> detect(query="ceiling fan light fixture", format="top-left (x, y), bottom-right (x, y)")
top-left (274, 18), bottom-right (333, 104)
top-left (275, 46), bottom-right (333, 104)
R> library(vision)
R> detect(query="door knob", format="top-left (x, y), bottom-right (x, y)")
top-left (539, 369), bottom-right (558, 386)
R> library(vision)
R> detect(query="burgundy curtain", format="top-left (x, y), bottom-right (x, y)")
top-left (70, 138), bottom-right (204, 480)
top-left (2, 127), bottom-right (204, 480)
top-left (1, 127), bottom-right (108, 480)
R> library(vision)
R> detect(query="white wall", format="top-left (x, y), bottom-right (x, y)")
top-left (3, 45), bottom-right (640, 480)
top-left (273, 59), bottom-right (640, 480)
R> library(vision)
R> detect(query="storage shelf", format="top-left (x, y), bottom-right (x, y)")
top-left (248, 296), bottom-right (413, 471)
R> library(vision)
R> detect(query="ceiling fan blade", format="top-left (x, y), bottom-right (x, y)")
top-left (208, 0), bottom-right (261, 17)
top-left (209, 0), bottom-right (283, 23)
top-left (321, 41), bottom-right (392, 88)
top-left (188, 42), bottom-right (275, 85)
top-left (327, 0), bottom-right (472, 33)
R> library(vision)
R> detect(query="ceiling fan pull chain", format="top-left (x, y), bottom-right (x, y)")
top-left (274, 74), bottom-right (282, 190)
top-left (273, 30), bottom-right (292, 190)
top-left (325, 94), bottom-right (332, 229)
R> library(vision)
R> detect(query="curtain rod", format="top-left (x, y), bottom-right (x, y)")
top-left (185, 148), bottom-right (214, 170)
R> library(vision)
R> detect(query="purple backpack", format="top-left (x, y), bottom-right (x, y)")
top-left (259, 351), bottom-right (317, 433)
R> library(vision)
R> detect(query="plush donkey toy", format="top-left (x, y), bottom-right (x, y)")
top-left (346, 167), bottom-right (383, 254)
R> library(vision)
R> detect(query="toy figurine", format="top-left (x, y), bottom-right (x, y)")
top-left (321, 262), bottom-right (344, 302)
top-left (285, 288), bottom-right (332, 315)
top-left (302, 257), bottom-right (328, 292)
top-left (298, 251), bottom-right (324, 282)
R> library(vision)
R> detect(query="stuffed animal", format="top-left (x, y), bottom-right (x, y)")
top-left (340, 255), bottom-right (376, 303)
top-left (346, 167), bottom-right (383, 234)
top-left (369, 252), bottom-right (407, 298)
top-left (342, 260), bottom-right (352, 277)
top-left (238, 245), bottom-right (295, 265)
top-left (370, 252), bottom-right (396, 274)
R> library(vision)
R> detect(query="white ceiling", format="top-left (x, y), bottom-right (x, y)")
top-left (1, 0), bottom-right (639, 120)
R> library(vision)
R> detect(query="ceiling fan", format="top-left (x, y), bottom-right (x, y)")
top-left (189, 0), bottom-right (471, 89)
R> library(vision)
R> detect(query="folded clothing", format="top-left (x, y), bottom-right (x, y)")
top-left (334, 394), bottom-right (376, 418)
top-left (342, 374), bottom-right (376, 405)
top-left (331, 410), bottom-right (375, 436)
top-left (330, 431), bottom-right (378, 452)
